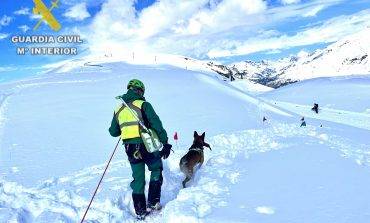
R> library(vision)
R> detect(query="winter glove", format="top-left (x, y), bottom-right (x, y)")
top-left (160, 143), bottom-right (172, 159)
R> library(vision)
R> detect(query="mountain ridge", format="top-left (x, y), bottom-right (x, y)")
top-left (207, 27), bottom-right (370, 88)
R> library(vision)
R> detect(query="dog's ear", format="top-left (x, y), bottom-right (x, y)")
top-left (201, 132), bottom-right (205, 141)
top-left (194, 131), bottom-right (198, 138)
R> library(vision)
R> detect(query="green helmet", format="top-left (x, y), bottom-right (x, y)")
top-left (127, 79), bottom-right (145, 92)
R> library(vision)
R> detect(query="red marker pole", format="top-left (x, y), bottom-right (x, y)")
top-left (174, 132), bottom-right (179, 150)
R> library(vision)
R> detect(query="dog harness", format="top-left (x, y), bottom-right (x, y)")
top-left (189, 147), bottom-right (203, 153)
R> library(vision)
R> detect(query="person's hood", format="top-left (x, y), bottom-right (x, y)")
top-left (120, 89), bottom-right (146, 103)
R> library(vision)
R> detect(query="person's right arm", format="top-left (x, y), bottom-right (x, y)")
top-left (109, 113), bottom-right (121, 137)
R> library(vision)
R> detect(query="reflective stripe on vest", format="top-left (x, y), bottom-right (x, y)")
top-left (115, 100), bottom-right (145, 140)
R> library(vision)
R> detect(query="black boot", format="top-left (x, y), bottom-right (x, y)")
top-left (132, 193), bottom-right (149, 220)
top-left (147, 181), bottom-right (162, 211)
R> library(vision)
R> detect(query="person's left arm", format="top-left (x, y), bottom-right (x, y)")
top-left (142, 102), bottom-right (168, 144)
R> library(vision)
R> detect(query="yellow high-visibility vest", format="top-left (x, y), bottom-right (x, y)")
top-left (114, 100), bottom-right (145, 140)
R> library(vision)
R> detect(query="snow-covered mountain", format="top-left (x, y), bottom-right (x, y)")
top-left (227, 27), bottom-right (370, 88)
top-left (280, 28), bottom-right (370, 78)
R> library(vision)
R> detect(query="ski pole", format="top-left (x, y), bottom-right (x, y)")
top-left (79, 138), bottom-right (121, 223)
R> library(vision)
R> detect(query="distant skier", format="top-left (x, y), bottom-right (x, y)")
top-left (109, 79), bottom-right (172, 220)
top-left (312, 103), bottom-right (319, 114)
top-left (263, 116), bottom-right (267, 123)
top-left (300, 117), bottom-right (306, 127)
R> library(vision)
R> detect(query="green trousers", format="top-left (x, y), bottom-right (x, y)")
top-left (125, 143), bottom-right (163, 194)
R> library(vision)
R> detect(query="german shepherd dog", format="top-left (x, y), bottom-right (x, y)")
top-left (179, 131), bottom-right (212, 188)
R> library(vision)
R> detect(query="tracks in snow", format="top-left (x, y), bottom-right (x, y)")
top-left (271, 100), bottom-right (370, 131)
top-left (1, 122), bottom-right (368, 222)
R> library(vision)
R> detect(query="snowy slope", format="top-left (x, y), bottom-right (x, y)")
top-left (261, 75), bottom-right (370, 132)
top-left (0, 60), bottom-right (370, 223)
top-left (0, 62), bottom-right (288, 187)
top-left (228, 79), bottom-right (273, 95)
top-left (262, 75), bottom-right (370, 113)
top-left (44, 52), bottom-right (230, 79)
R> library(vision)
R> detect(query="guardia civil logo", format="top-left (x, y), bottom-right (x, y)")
top-left (32, 0), bottom-right (61, 31)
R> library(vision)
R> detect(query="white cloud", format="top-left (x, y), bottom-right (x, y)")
top-left (136, 0), bottom-right (210, 38)
top-left (281, 0), bottom-right (301, 5)
top-left (14, 7), bottom-right (30, 15)
top-left (266, 0), bottom-right (343, 22)
top-left (255, 206), bottom-right (275, 215)
top-left (207, 9), bottom-right (370, 57)
top-left (173, 0), bottom-right (267, 35)
top-left (18, 25), bottom-right (30, 33)
top-left (13, 7), bottom-right (42, 21)
top-left (0, 66), bottom-right (17, 72)
top-left (63, 0), bottom-right (105, 6)
top-left (266, 49), bottom-right (282, 54)
top-left (30, 14), bottom-right (42, 20)
top-left (63, 3), bottom-right (91, 21)
top-left (83, 0), bottom-right (351, 59)
top-left (12, 7), bottom-right (43, 23)
top-left (0, 33), bottom-right (9, 40)
top-left (89, 0), bottom-right (137, 48)
top-left (0, 15), bottom-right (12, 27)
top-left (303, 5), bottom-right (326, 17)
top-left (88, 0), bottom-right (268, 53)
